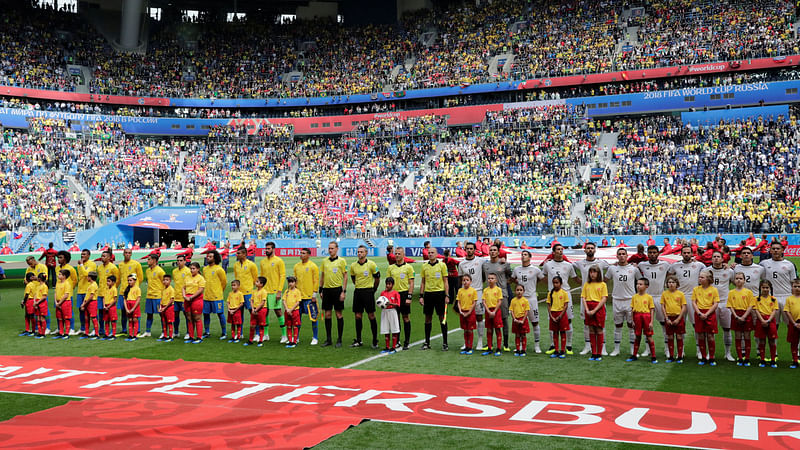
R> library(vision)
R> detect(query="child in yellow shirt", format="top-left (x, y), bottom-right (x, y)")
top-left (510, 285), bottom-right (531, 356)
top-left (283, 277), bottom-right (302, 348)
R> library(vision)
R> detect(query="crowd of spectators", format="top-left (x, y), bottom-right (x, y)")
top-left (617, 0), bottom-right (796, 71)
top-left (183, 140), bottom-right (294, 233)
top-left (259, 123), bottom-right (438, 238)
top-left (0, 129), bottom-right (90, 230)
top-left (61, 137), bottom-right (178, 223)
top-left (4, 102), bottom-right (800, 239)
top-left (2, 0), bottom-right (796, 100)
top-left (586, 114), bottom-right (800, 235)
top-left (391, 105), bottom-right (592, 237)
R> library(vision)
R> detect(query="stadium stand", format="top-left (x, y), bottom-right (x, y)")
top-left (586, 115), bottom-right (800, 235)
top-left (1, 0), bottom-right (796, 99)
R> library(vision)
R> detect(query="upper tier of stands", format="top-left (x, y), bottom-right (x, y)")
top-left (1, 0), bottom-right (796, 100)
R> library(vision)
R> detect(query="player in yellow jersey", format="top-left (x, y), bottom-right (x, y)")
top-left (260, 242), bottom-right (287, 343)
top-left (783, 279), bottom-right (800, 368)
top-left (142, 253), bottom-right (166, 338)
top-left (293, 248), bottom-right (320, 345)
top-left (320, 241), bottom-right (348, 347)
top-left (117, 248), bottom-right (143, 336)
top-left (171, 255), bottom-right (192, 338)
top-left (96, 250), bottom-right (119, 337)
top-left (75, 249), bottom-right (97, 334)
top-left (283, 276), bottom-right (302, 347)
top-left (203, 250), bottom-right (228, 339)
top-left (157, 274), bottom-right (175, 341)
top-left (234, 247), bottom-right (258, 326)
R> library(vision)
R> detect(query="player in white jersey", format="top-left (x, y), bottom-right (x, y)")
top-left (541, 244), bottom-right (579, 354)
top-left (604, 248), bottom-right (641, 356)
top-left (760, 242), bottom-right (798, 325)
top-left (572, 242), bottom-right (610, 355)
top-left (708, 251), bottom-right (735, 361)
top-left (733, 247), bottom-right (765, 293)
top-left (512, 250), bottom-right (545, 353)
top-left (637, 245), bottom-right (672, 358)
top-left (458, 242), bottom-right (486, 349)
top-left (668, 245), bottom-right (707, 359)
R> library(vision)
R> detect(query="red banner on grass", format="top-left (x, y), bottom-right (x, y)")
top-left (0, 355), bottom-right (798, 449)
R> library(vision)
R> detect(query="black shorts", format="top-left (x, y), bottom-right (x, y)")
top-left (353, 288), bottom-right (376, 314)
top-left (321, 287), bottom-right (344, 311)
top-left (397, 291), bottom-right (411, 315)
top-left (422, 291), bottom-right (446, 317)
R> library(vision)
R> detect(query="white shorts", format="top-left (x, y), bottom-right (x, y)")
top-left (613, 298), bottom-right (633, 325)
top-left (474, 290), bottom-right (485, 315)
top-left (566, 297), bottom-right (574, 320)
top-left (527, 301), bottom-right (540, 323)
top-left (717, 303), bottom-right (731, 329)
top-left (653, 297), bottom-right (667, 323)
top-left (380, 308), bottom-right (400, 334)
top-left (776, 296), bottom-right (788, 324)
top-left (684, 295), bottom-right (696, 325)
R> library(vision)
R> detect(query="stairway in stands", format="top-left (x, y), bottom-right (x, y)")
top-left (15, 231), bottom-right (37, 253)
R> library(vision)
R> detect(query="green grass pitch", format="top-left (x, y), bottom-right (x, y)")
top-left (1, 256), bottom-right (798, 448)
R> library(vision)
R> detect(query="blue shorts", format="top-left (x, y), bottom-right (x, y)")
top-left (243, 294), bottom-right (252, 310)
top-left (203, 300), bottom-right (224, 314)
top-left (117, 295), bottom-right (125, 310)
top-left (97, 297), bottom-right (104, 310)
top-left (145, 298), bottom-right (160, 315)
top-left (300, 299), bottom-right (318, 322)
top-left (173, 302), bottom-right (185, 313)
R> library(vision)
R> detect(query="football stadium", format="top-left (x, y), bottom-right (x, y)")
top-left (1, 0), bottom-right (800, 448)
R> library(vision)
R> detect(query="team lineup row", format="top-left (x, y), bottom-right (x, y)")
top-left (17, 240), bottom-right (800, 367)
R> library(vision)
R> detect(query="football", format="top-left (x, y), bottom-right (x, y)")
top-left (376, 296), bottom-right (389, 308)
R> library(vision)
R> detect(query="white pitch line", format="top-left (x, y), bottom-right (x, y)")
top-left (341, 327), bottom-right (462, 369)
